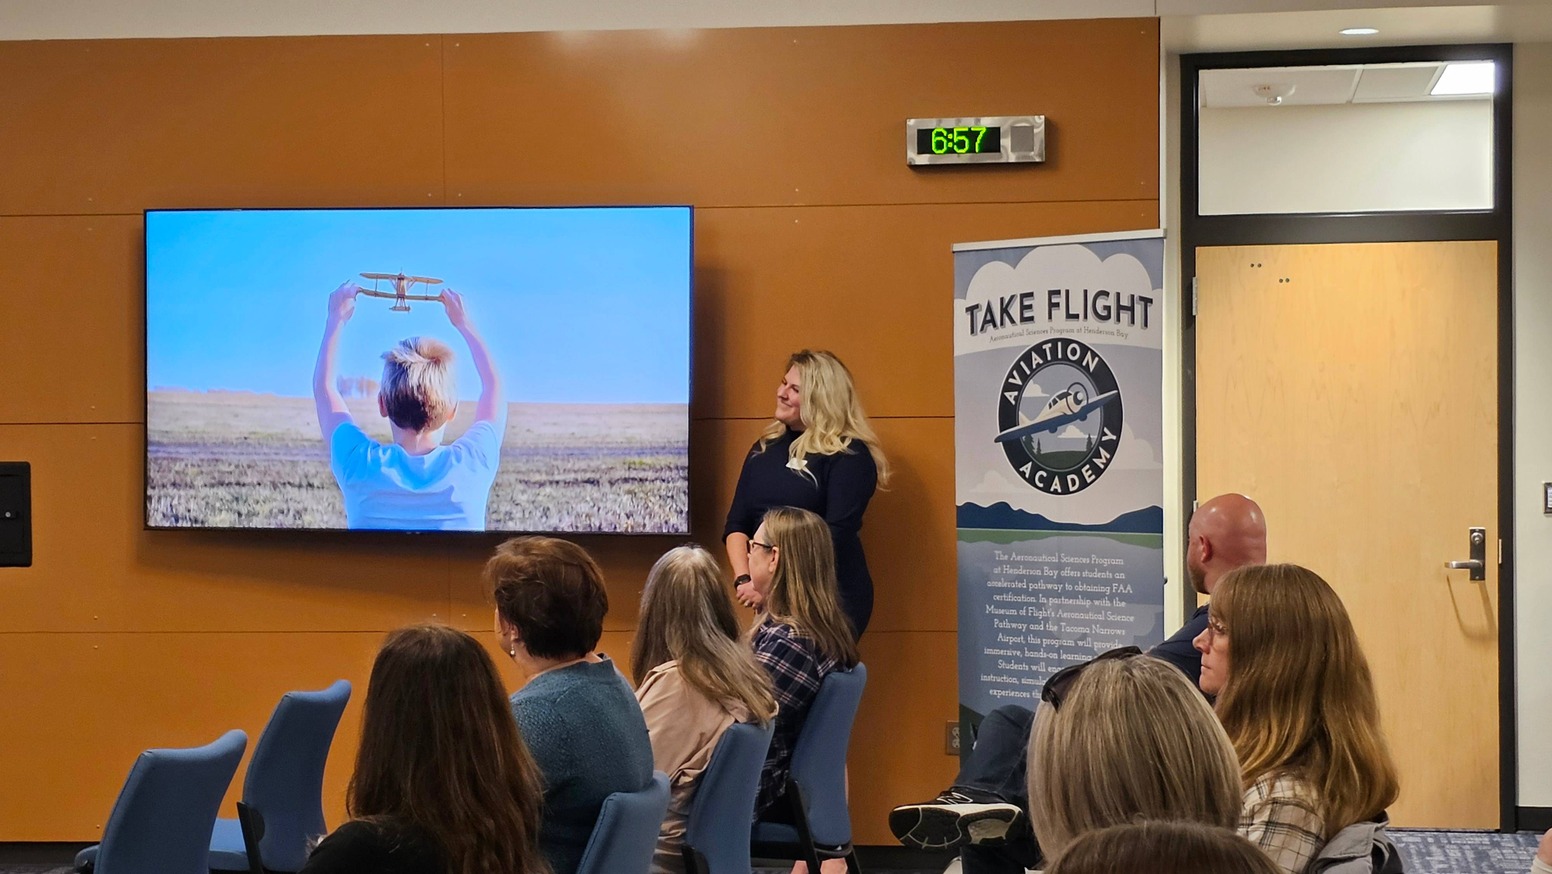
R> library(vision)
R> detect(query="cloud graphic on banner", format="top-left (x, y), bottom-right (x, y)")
top-left (1056, 424), bottom-right (1088, 440)
top-left (1111, 422), bottom-right (1162, 470)
top-left (955, 242), bottom-right (1157, 356)
top-left (964, 468), bottom-right (1027, 500)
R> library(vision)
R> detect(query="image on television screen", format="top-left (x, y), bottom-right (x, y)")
top-left (145, 206), bottom-right (692, 534)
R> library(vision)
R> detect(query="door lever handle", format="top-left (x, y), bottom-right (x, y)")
top-left (1445, 527), bottom-right (1487, 581)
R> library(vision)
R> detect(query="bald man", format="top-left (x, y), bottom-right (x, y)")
top-left (890, 494), bottom-right (1267, 873)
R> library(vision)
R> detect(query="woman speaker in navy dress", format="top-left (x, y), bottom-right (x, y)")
top-left (724, 350), bottom-right (889, 638)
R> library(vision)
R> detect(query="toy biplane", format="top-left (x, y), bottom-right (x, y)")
top-left (359, 272), bottom-right (443, 312)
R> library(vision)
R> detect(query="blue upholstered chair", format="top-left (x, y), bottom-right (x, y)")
top-left (73, 730), bottom-right (248, 874)
top-left (575, 771), bottom-right (671, 874)
top-left (752, 663), bottom-right (868, 874)
top-left (209, 680), bottom-right (352, 873)
top-left (682, 721), bottom-right (776, 874)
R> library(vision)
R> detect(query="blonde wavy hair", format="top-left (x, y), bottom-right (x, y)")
top-left (632, 546), bottom-right (777, 724)
top-left (758, 350), bottom-right (890, 486)
top-left (1210, 563), bottom-right (1400, 839)
top-left (1028, 656), bottom-right (1242, 859)
top-left (754, 507), bottom-right (860, 667)
top-left (380, 336), bottom-right (456, 433)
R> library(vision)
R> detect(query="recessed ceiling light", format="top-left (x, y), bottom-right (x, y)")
top-left (1432, 61), bottom-right (1496, 96)
top-left (1340, 27), bottom-right (1379, 36)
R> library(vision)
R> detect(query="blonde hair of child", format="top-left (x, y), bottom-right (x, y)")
top-left (379, 336), bottom-right (457, 433)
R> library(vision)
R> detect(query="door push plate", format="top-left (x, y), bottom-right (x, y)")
top-left (1446, 527), bottom-right (1487, 582)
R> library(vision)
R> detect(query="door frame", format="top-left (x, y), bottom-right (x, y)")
top-left (1179, 43), bottom-right (1519, 831)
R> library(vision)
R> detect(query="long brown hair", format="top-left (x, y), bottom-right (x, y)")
top-left (1027, 656), bottom-right (1242, 858)
top-left (1211, 563), bottom-right (1400, 838)
top-left (755, 507), bottom-right (860, 668)
top-left (631, 545), bottom-right (777, 723)
top-left (348, 624), bottom-right (548, 874)
top-left (757, 350), bottom-right (890, 486)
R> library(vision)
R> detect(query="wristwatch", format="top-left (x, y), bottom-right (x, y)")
top-left (734, 573), bottom-right (752, 588)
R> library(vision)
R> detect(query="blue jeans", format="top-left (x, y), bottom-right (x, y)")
top-left (953, 705), bottom-right (1041, 874)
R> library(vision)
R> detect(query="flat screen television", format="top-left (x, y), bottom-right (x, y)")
top-left (145, 206), bottom-right (692, 534)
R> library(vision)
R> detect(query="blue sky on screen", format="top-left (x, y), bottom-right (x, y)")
top-left (146, 207), bottom-right (691, 404)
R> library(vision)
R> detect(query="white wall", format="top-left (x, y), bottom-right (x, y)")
top-left (1162, 52), bottom-right (1187, 634)
top-left (1199, 100), bottom-right (1495, 215)
top-left (1513, 41), bottom-right (1552, 810)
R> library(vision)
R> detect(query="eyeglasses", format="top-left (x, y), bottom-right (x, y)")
top-left (1040, 646), bottom-right (1143, 710)
top-left (1204, 615), bottom-right (1228, 640)
top-left (746, 540), bottom-right (775, 555)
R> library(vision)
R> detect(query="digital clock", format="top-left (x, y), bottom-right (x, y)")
top-left (915, 125), bottom-right (1003, 156)
top-left (906, 116), bottom-right (1045, 166)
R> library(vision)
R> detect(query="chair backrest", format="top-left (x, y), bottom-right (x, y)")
top-left (97, 730), bottom-right (248, 874)
top-left (234, 802), bottom-right (267, 874)
top-left (243, 680), bottom-right (351, 872)
top-left (787, 662), bottom-right (867, 847)
top-left (682, 721), bottom-right (775, 874)
top-left (574, 771), bottom-right (671, 874)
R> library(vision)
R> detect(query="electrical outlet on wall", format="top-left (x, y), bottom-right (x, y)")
top-left (945, 720), bottom-right (961, 756)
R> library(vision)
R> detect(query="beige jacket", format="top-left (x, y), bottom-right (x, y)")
top-left (636, 660), bottom-right (753, 874)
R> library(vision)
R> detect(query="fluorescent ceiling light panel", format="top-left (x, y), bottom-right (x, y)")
top-left (1431, 61), bottom-right (1496, 96)
top-left (1340, 27), bottom-right (1379, 36)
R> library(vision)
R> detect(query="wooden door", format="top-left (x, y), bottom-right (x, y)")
top-left (1196, 241), bottom-right (1499, 827)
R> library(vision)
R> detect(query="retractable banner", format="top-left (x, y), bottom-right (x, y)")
top-left (954, 230), bottom-right (1165, 734)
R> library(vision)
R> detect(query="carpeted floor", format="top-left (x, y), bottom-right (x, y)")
top-left (0, 830), bottom-right (1543, 874)
top-left (1392, 829), bottom-right (1543, 873)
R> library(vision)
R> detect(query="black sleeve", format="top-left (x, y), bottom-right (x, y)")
top-left (1148, 604), bottom-right (1209, 689)
top-left (298, 821), bottom-right (388, 874)
top-left (821, 442), bottom-right (878, 540)
top-left (723, 443), bottom-right (761, 542)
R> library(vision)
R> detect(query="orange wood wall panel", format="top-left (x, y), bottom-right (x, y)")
top-left (0, 17), bottom-right (1159, 841)
top-left (0, 217), bottom-right (144, 424)
top-left (441, 21), bottom-right (1158, 208)
top-left (0, 632), bottom-right (381, 839)
top-left (691, 202), bottom-right (1158, 421)
top-left (0, 425), bottom-right (450, 633)
top-left (0, 36), bottom-right (446, 216)
top-left (850, 631), bottom-right (963, 844)
top-left (449, 533), bottom-right (693, 634)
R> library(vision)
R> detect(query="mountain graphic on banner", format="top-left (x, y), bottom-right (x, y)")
top-left (957, 502), bottom-right (1163, 533)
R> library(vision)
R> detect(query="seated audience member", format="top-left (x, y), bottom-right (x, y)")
top-left (1026, 652), bottom-right (1243, 863)
top-left (632, 546), bottom-right (778, 874)
top-left (890, 493), bottom-right (1267, 873)
top-left (1044, 820), bottom-right (1281, 874)
top-left (1195, 563), bottom-right (1400, 874)
top-left (299, 624), bottom-right (546, 874)
top-left (743, 506), bottom-right (860, 821)
top-left (489, 536), bottom-right (655, 874)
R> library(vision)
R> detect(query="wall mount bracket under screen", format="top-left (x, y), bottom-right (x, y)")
top-left (906, 116), bottom-right (1046, 166)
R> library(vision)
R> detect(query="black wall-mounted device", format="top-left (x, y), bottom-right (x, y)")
top-left (0, 462), bottom-right (32, 567)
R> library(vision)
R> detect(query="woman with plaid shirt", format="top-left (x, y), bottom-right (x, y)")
top-left (1194, 564), bottom-right (1400, 874)
top-left (740, 506), bottom-right (861, 824)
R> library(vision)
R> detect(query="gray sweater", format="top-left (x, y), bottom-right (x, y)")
top-left (510, 657), bottom-right (654, 874)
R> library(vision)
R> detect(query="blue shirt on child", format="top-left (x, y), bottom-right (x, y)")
top-left (328, 419), bottom-right (502, 530)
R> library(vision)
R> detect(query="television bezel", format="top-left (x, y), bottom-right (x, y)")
top-left (141, 203), bottom-right (696, 537)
